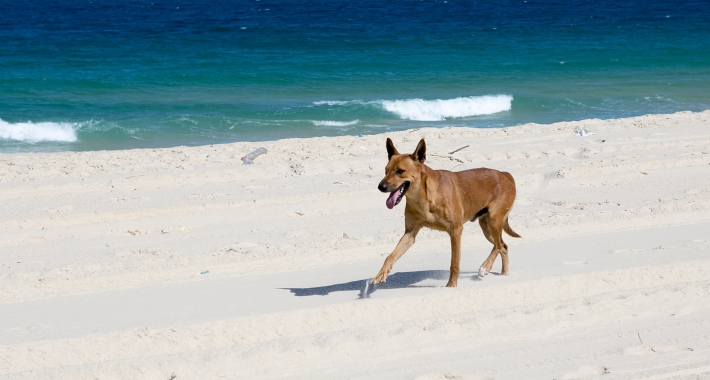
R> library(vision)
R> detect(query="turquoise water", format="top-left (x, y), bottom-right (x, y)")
top-left (1, 0), bottom-right (709, 152)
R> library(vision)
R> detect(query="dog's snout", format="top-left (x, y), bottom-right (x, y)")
top-left (378, 182), bottom-right (388, 192)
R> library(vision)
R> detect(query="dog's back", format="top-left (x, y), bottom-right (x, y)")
top-left (441, 168), bottom-right (517, 221)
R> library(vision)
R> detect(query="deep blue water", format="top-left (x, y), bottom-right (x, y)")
top-left (1, 0), bottom-right (709, 152)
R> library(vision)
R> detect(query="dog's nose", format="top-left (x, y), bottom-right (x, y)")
top-left (378, 182), bottom-right (388, 192)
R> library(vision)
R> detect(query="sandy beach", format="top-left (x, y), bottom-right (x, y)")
top-left (2, 110), bottom-right (710, 379)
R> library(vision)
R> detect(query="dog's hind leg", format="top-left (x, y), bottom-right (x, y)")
top-left (499, 241), bottom-right (509, 275)
top-left (478, 213), bottom-right (508, 277)
top-left (371, 227), bottom-right (421, 285)
top-left (478, 214), bottom-right (494, 245)
top-left (477, 215), bottom-right (495, 277)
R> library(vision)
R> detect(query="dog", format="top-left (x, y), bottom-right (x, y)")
top-left (372, 138), bottom-right (520, 287)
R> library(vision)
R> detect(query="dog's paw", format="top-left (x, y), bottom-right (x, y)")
top-left (478, 267), bottom-right (488, 278)
top-left (370, 268), bottom-right (391, 285)
top-left (370, 274), bottom-right (387, 285)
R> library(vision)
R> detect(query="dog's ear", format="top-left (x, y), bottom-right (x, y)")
top-left (412, 139), bottom-right (426, 163)
top-left (386, 138), bottom-right (399, 160)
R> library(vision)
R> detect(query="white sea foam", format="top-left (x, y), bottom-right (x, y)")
top-left (380, 95), bottom-right (513, 121)
top-left (0, 119), bottom-right (78, 143)
top-left (312, 100), bottom-right (357, 106)
top-left (311, 120), bottom-right (359, 127)
top-left (312, 95), bottom-right (512, 121)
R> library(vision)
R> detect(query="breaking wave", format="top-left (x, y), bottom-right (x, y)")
top-left (0, 119), bottom-right (78, 143)
top-left (312, 95), bottom-right (512, 121)
top-left (380, 95), bottom-right (513, 121)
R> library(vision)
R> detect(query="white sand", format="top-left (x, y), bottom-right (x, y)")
top-left (1, 111), bottom-right (710, 379)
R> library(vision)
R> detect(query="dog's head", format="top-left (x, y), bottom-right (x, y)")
top-left (378, 138), bottom-right (426, 209)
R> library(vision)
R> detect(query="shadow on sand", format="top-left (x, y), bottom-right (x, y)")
top-left (283, 270), bottom-right (477, 299)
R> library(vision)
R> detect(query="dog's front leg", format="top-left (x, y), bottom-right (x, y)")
top-left (371, 228), bottom-right (419, 285)
top-left (446, 226), bottom-right (463, 287)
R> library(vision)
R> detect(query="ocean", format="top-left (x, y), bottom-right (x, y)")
top-left (1, 0), bottom-right (709, 152)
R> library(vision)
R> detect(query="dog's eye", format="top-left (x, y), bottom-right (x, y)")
top-left (395, 169), bottom-right (405, 175)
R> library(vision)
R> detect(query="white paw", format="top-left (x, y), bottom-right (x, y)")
top-left (478, 267), bottom-right (488, 277)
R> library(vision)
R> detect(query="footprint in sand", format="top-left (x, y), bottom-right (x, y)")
top-left (560, 365), bottom-right (608, 379)
top-left (414, 374), bottom-right (490, 380)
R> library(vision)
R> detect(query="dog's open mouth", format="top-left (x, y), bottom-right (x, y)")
top-left (386, 182), bottom-right (410, 209)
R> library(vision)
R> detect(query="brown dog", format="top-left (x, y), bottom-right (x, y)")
top-left (372, 138), bottom-right (520, 287)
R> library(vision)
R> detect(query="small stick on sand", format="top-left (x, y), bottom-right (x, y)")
top-left (449, 145), bottom-right (469, 154)
top-left (637, 332), bottom-right (643, 344)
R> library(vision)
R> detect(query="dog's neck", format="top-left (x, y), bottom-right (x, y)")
top-left (404, 163), bottom-right (436, 207)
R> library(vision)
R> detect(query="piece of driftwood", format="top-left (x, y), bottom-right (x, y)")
top-left (448, 145), bottom-right (469, 154)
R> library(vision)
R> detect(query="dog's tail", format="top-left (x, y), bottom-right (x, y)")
top-left (504, 217), bottom-right (521, 238)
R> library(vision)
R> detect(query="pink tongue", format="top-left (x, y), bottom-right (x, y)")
top-left (386, 187), bottom-right (400, 209)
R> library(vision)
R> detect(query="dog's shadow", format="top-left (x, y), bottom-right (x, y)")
top-left (283, 270), bottom-right (476, 299)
